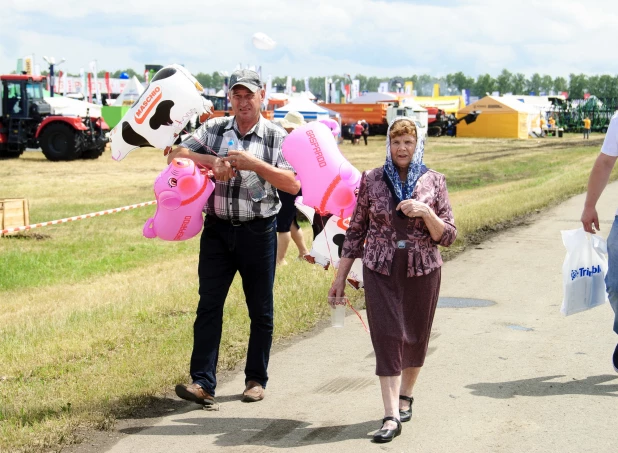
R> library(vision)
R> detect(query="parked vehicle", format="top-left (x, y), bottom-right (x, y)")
top-left (0, 75), bottom-right (109, 160)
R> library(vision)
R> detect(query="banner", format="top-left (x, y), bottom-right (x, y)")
top-left (105, 72), bottom-right (112, 103)
top-left (433, 83), bottom-right (440, 97)
top-left (404, 81), bottom-right (413, 95)
top-left (87, 72), bottom-right (92, 103)
top-left (285, 75), bottom-right (292, 96)
top-left (351, 79), bottom-right (360, 100)
top-left (266, 74), bottom-right (272, 101)
top-left (90, 60), bottom-right (102, 104)
top-left (325, 78), bottom-right (330, 103)
top-left (23, 55), bottom-right (33, 75)
top-left (304, 76), bottom-right (310, 93)
top-left (378, 82), bottom-right (389, 93)
top-left (462, 88), bottom-right (470, 106)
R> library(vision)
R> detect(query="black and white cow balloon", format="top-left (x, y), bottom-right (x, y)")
top-left (110, 64), bottom-right (212, 161)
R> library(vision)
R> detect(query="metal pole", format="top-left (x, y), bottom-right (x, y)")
top-left (49, 64), bottom-right (55, 97)
top-left (224, 76), bottom-right (229, 115)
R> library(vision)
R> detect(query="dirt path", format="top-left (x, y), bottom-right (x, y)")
top-left (67, 181), bottom-right (618, 453)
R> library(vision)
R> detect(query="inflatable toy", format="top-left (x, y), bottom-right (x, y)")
top-left (319, 118), bottom-right (341, 138)
top-left (307, 214), bottom-right (364, 288)
top-left (282, 121), bottom-right (361, 218)
top-left (110, 64), bottom-right (212, 161)
top-left (143, 158), bottom-right (214, 241)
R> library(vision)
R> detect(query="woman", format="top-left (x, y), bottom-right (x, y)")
top-left (329, 117), bottom-right (457, 443)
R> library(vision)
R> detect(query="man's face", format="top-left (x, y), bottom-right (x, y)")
top-left (229, 86), bottom-right (263, 122)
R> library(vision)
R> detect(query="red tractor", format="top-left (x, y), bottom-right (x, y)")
top-left (0, 74), bottom-right (109, 161)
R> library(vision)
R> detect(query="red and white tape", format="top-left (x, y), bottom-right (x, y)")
top-left (1, 200), bottom-right (157, 235)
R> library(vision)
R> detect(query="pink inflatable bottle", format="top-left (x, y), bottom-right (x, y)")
top-left (143, 158), bottom-right (214, 241)
top-left (282, 121), bottom-right (360, 218)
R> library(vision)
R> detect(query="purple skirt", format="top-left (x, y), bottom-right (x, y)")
top-left (363, 248), bottom-right (441, 376)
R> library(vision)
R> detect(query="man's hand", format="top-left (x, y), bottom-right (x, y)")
top-left (581, 205), bottom-right (600, 233)
top-left (221, 150), bottom-right (261, 172)
top-left (212, 157), bottom-right (237, 181)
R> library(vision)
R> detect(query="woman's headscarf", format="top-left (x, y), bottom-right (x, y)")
top-left (383, 116), bottom-right (428, 205)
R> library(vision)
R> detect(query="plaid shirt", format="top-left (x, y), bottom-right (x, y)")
top-left (180, 115), bottom-right (294, 222)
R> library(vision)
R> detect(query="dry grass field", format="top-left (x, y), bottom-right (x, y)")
top-left (0, 132), bottom-right (611, 452)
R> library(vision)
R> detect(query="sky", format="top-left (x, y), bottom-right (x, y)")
top-left (1, 0), bottom-right (616, 80)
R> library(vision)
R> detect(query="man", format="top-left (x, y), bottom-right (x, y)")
top-left (583, 116), bottom-right (591, 140)
top-left (167, 69), bottom-right (300, 404)
top-left (580, 111), bottom-right (618, 373)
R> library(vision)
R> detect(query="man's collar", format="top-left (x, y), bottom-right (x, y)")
top-left (225, 115), bottom-right (264, 139)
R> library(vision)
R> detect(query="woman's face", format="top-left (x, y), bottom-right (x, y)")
top-left (390, 133), bottom-right (417, 170)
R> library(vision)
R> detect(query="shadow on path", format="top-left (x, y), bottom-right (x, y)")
top-left (119, 417), bottom-right (377, 449)
top-left (466, 374), bottom-right (618, 399)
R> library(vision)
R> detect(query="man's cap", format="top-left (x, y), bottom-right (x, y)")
top-left (278, 111), bottom-right (306, 130)
top-left (229, 69), bottom-right (262, 93)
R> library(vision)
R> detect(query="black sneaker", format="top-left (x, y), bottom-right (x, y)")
top-left (613, 344), bottom-right (618, 373)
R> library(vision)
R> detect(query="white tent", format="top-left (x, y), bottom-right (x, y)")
top-left (349, 91), bottom-right (398, 104)
top-left (274, 97), bottom-right (330, 121)
top-left (113, 76), bottom-right (145, 106)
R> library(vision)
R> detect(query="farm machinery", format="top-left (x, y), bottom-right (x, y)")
top-left (0, 74), bottom-right (109, 161)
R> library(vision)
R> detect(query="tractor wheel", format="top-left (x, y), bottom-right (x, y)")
top-left (40, 123), bottom-right (84, 161)
top-left (81, 144), bottom-right (105, 160)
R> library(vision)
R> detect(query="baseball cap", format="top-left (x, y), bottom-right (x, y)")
top-left (229, 69), bottom-right (262, 93)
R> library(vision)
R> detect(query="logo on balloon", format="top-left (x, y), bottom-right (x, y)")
top-left (306, 129), bottom-right (327, 168)
top-left (135, 86), bottom-right (163, 124)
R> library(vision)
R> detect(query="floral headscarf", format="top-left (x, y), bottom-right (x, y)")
top-left (383, 116), bottom-right (428, 205)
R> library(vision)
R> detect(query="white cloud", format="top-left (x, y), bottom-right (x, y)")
top-left (1, 0), bottom-right (617, 79)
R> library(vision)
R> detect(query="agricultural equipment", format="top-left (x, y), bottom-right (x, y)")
top-left (551, 96), bottom-right (618, 133)
top-left (0, 74), bottom-right (109, 160)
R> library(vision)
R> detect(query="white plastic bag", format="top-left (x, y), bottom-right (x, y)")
top-left (561, 228), bottom-right (609, 316)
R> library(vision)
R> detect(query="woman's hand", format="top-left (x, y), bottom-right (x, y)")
top-left (328, 277), bottom-right (346, 305)
top-left (396, 199), bottom-right (431, 218)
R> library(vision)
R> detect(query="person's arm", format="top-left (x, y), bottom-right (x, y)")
top-left (328, 257), bottom-right (355, 300)
top-left (166, 146), bottom-right (236, 181)
top-left (396, 175), bottom-right (457, 245)
top-left (581, 153), bottom-right (618, 233)
top-left (221, 150), bottom-right (300, 194)
top-left (328, 172), bottom-right (371, 299)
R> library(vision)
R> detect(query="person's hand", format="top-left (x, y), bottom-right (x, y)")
top-left (581, 205), bottom-right (600, 234)
top-left (396, 199), bottom-right (431, 218)
top-left (328, 278), bottom-right (346, 305)
top-left (212, 157), bottom-right (237, 181)
top-left (164, 146), bottom-right (189, 159)
top-left (221, 150), bottom-right (260, 172)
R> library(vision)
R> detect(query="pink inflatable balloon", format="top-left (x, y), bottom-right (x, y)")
top-left (143, 158), bottom-right (214, 241)
top-left (319, 118), bottom-right (341, 138)
top-left (282, 121), bottom-right (360, 218)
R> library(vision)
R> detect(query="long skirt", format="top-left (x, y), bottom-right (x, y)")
top-left (363, 249), bottom-right (441, 376)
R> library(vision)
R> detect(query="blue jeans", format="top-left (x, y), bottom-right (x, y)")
top-left (190, 215), bottom-right (277, 396)
top-left (604, 216), bottom-right (618, 335)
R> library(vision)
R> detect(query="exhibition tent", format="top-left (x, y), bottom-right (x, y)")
top-left (456, 96), bottom-right (540, 139)
top-left (113, 76), bottom-right (144, 106)
top-left (274, 97), bottom-right (330, 121)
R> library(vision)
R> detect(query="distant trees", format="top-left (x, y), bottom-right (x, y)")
top-left (86, 67), bottom-right (618, 99)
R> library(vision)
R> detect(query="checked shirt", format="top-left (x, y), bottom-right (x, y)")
top-left (180, 115), bottom-right (294, 222)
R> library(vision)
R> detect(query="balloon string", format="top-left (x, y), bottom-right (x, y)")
top-left (316, 215), bottom-right (369, 334)
top-left (347, 299), bottom-right (370, 333)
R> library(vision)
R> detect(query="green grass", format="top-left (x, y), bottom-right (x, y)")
top-left (0, 134), bottom-right (612, 452)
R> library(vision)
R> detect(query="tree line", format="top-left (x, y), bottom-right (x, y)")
top-left (45, 68), bottom-right (618, 99)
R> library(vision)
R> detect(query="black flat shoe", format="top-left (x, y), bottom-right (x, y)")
top-left (373, 416), bottom-right (402, 443)
top-left (399, 395), bottom-right (414, 422)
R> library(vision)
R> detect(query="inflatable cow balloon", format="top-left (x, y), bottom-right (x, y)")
top-left (110, 64), bottom-right (212, 161)
top-left (282, 121), bottom-right (361, 218)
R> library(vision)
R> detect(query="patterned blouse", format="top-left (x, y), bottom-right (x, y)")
top-left (341, 167), bottom-right (457, 277)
